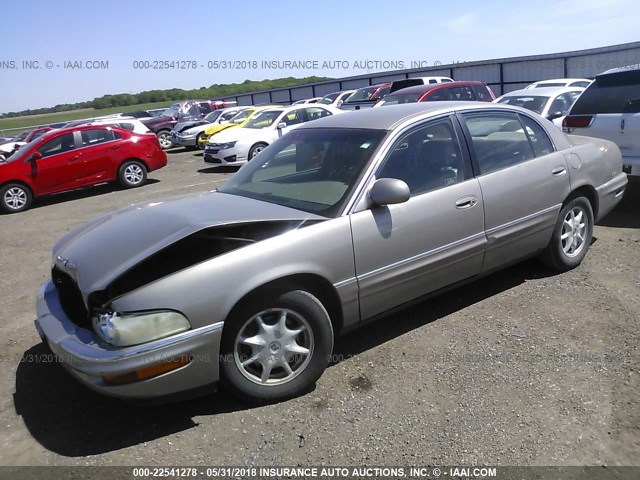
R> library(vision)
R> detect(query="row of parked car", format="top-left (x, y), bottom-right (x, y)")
top-left (1, 66), bottom-right (638, 213)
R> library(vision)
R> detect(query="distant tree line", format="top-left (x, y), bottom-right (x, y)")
top-left (1, 76), bottom-right (332, 118)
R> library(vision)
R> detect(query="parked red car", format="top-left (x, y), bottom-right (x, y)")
top-left (376, 81), bottom-right (496, 106)
top-left (0, 125), bottom-right (167, 213)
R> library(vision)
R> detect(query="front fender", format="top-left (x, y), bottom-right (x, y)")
top-left (111, 217), bottom-right (357, 330)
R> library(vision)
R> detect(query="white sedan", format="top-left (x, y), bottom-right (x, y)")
top-left (203, 105), bottom-right (342, 166)
top-left (494, 87), bottom-right (585, 126)
top-left (524, 78), bottom-right (592, 89)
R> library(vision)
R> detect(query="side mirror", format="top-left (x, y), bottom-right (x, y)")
top-left (337, 100), bottom-right (344, 107)
top-left (30, 151), bottom-right (42, 162)
top-left (276, 122), bottom-right (287, 130)
top-left (546, 111), bottom-right (564, 121)
top-left (369, 178), bottom-right (410, 206)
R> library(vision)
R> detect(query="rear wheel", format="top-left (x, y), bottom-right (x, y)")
top-left (156, 130), bottom-right (173, 150)
top-left (248, 142), bottom-right (268, 160)
top-left (220, 290), bottom-right (333, 403)
top-left (118, 160), bottom-right (147, 188)
top-left (0, 183), bottom-right (32, 213)
top-left (540, 196), bottom-right (593, 271)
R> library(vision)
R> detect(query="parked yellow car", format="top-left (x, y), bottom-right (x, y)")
top-left (198, 105), bottom-right (279, 148)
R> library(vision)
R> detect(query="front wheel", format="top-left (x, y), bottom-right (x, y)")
top-left (540, 196), bottom-right (593, 271)
top-left (220, 290), bottom-right (333, 403)
top-left (156, 130), bottom-right (173, 150)
top-left (118, 160), bottom-right (148, 188)
top-left (0, 183), bottom-right (32, 213)
top-left (248, 142), bottom-right (268, 160)
top-left (196, 133), bottom-right (206, 150)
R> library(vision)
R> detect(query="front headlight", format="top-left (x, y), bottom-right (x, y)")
top-left (218, 141), bottom-right (237, 150)
top-left (93, 310), bottom-right (191, 347)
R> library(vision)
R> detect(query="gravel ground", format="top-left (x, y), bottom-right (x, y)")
top-left (0, 148), bottom-right (638, 467)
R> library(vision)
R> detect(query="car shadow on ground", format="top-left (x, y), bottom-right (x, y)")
top-left (597, 177), bottom-right (640, 229)
top-left (198, 166), bottom-right (239, 174)
top-left (14, 259), bottom-right (553, 457)
top-left (20, 179), bottom-right (162, 211)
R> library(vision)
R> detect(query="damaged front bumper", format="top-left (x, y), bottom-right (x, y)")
top-left (35, 280), bottom-right (223, 399)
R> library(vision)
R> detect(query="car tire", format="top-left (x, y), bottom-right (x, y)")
top-left (248, 142), bottom-right (268, 160)
top-left (0, 183), bottom-right (32, 213)
top-left (540, 196), bottom-right (593, 271)
top-left (196, 133), bottom-right (206, 150)
top-left (220, 289), bottom-right (334, 403)
top-left (118, 160), bottom-right (148, 188)
top-left (156, 130), bottom-right (173, 150)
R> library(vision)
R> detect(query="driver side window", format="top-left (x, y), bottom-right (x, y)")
top-left (38, 133), bottom-right (75, 158)
top-left (377, 118), bottom-right (467, 196)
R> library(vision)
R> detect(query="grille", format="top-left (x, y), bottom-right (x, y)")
top-left (52, 267), bottom-right (91, 329)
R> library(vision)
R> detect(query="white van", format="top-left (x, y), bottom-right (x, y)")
top-left (389, 76), bottom-right (454, 93)
top-left (563, 65), bottom-right (640, 177)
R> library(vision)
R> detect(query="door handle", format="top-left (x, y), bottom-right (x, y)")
top-left (552, 166), bottom-right (566, 176)
top-left (69, 155), bottom-right (81, 162)
top-left (621, 119), bottom-right (625, 131)
top-left (455, 195), bottom-right (478, 209)
top-left (111, 144), bottom-right (121, 150)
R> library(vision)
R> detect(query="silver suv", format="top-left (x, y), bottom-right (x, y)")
top-left (563, 65), bottom-right (640, 177)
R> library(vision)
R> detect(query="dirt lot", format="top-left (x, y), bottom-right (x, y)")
top-left (0, 148), bottom-right (638, 467)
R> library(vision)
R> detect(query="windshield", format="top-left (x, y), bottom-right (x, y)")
top-left (535, 82), bottom-right (565, 88)
top-left (244, 110), bottom-right (283, 129)
top-left (318, 92), bottom-right (339, 104)
top-left (162, 104), bottom-right (181, 118)
top-left (345, 87), bottom-right (378, 103)
top-left (229, 109), bottom-right (253, 124)
top-left (204, 111), bottom-right (223, 123)
top-left (378, 93), bottom-right (422, 106)
top-left (498, 95), bottom-right (549, 114)
top-left (219, 128), bottom-right (387, 217)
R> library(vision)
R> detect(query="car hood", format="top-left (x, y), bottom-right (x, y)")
top-left (52, 191), bottom-right (324, 297)
top-left (142, 115), bottom-right (174, 126)
top-left (210, 127), bottom-right (267, 143)
top-left (174, 120), bottom-right (206, 132)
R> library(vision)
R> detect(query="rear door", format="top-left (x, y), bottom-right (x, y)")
top-left (459, 111), bottom-right (571, 272)
top-left (75, 128), bottom-right (122, 184)
top-left (350, 115), bottom-right (486, 320)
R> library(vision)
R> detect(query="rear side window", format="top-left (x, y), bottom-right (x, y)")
top-left (81, 129), bottom-right (115, 146)
top-left (462, 112), bottom-right (535, 175)
top-left (570, 83), bottom-right (640, 114)
top-left (472, 85), bottom-right (492, 101)
top-left (425, 89), bottom-right (452, 101)
top-left (519, 115), bottom-right (554, 157)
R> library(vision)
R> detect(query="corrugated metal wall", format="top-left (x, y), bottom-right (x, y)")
top-left (214, 42), bottom-right (640, 104)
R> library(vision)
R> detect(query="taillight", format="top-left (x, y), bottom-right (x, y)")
top-left (563, 115), bottom-right (594, 129)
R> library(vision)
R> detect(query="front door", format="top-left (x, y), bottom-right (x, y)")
top-left (350, 116), bottom-right (486, 320)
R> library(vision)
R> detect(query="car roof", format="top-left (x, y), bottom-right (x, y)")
top-left (601, 64), bottom-right (640, 75)
top-left (296, 102), bottom-right (522, 131)
top-left (389, 81), bottom-right (486, 96)
top-left (502, 87), bottom-right (585, 96)
top-left (531, 78), bottom-right (591, 83)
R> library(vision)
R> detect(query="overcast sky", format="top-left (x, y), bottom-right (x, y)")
top-left (1, 0), bottom-right (638, 113)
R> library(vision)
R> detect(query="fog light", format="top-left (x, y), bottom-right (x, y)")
top-left (102, 355), bottom-right (191, 384)
top-left (224, 155), bottom-right (236, 162)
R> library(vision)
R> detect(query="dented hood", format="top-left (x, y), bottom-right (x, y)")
top-left (52, 191), bottom-right (324, 296)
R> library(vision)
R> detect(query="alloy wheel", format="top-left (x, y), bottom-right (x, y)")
top-left (4, 187), bottom-right (27, 210)
top-left (234, 308), bottom-right (314, 386)
top-left (561, 206), bottom-right (588, 257)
